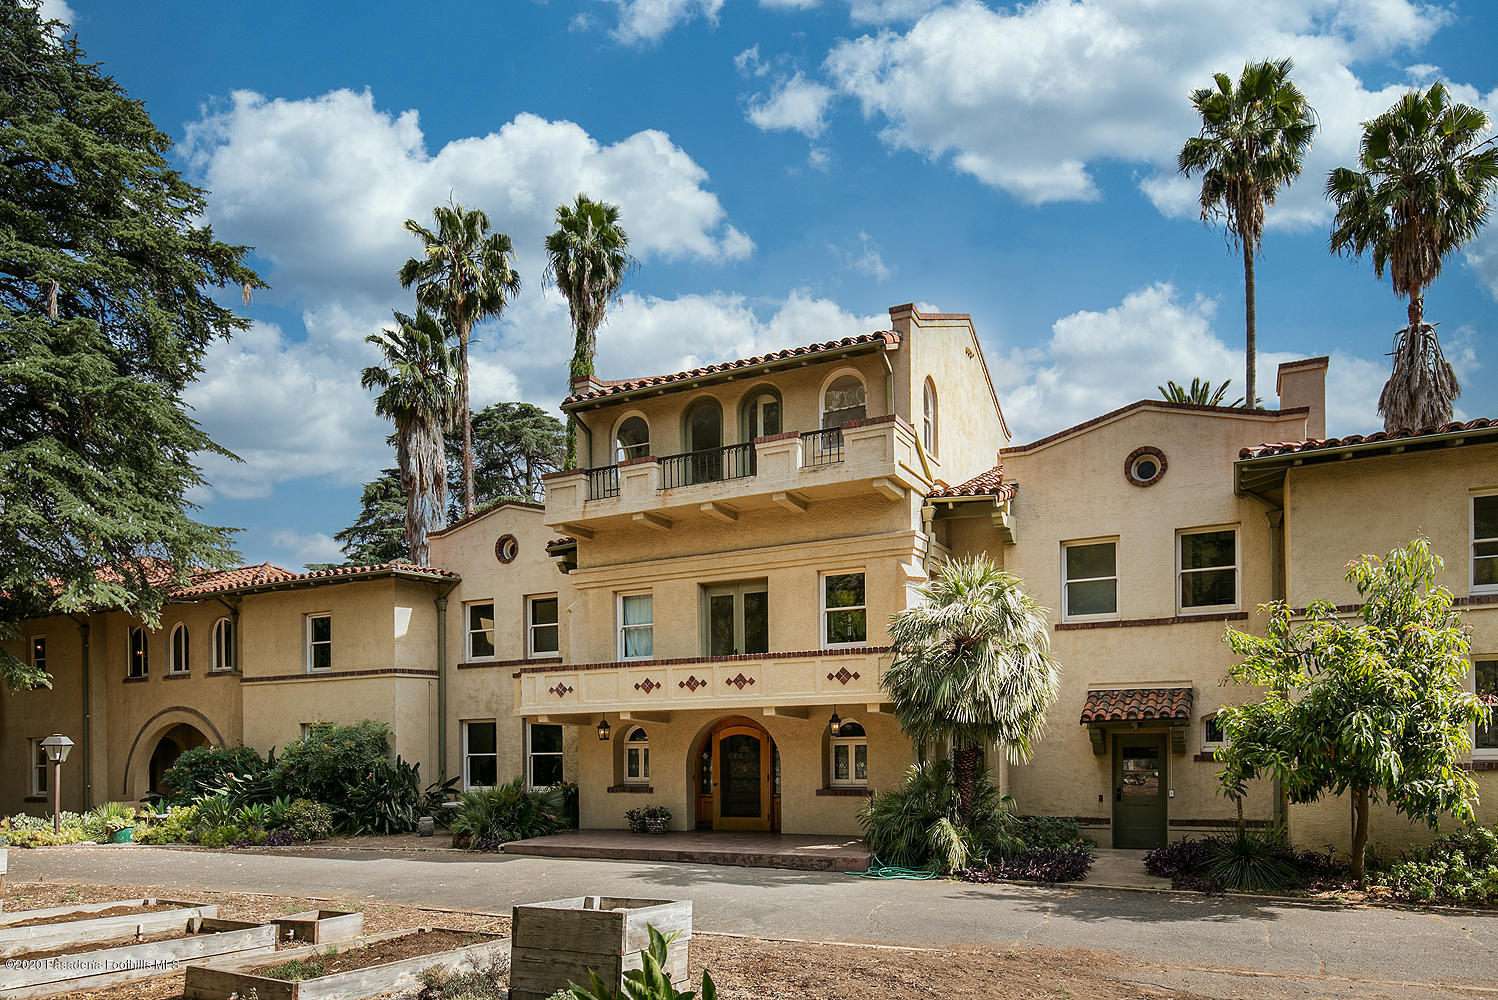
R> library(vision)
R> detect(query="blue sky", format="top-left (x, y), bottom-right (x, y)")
top-left (52, 0), bottom-right (1498, 568)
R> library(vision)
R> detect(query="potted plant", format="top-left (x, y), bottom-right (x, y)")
top-left (642, 804), bottom-right (671, 835)
top-left (625, 807), bottom-right (648, 834)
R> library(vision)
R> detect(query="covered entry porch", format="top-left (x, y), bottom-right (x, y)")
top-left (502, 828), bottom-right (871, 872)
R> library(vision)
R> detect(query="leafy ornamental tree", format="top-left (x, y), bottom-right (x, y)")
top-left (1216, 538), bottom-right (1486, 884)
top-left (0, 2), bottom-right (262, 690)
top-left (544, 194), bottom-right (634, 468)
top-left (448, 401), bottom-right (565, 510)
top-left (1328, 83), bottom-right (1497, 433)
top-left (400, 203), bottom-right (521, 518)
top-left (1158, 378), bottom-right (1244, 407)
top-left (883, 556), bottom-right (1061, 823)
top-left (1179, 58), bottom-right (1316, 412)
top-left (360, 311), bottom-right (458, 567)
top-left (314, 469), bottom-right (406, 568)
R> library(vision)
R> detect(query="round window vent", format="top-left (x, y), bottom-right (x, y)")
top-left (1125, 446), bottom-right (1167, 487)
top-left (495, 534), bottom-right (519, 564)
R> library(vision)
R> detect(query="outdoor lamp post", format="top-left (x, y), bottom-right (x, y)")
top-left (39, 734), bottom-right (74, 834)
top-left (828, 710), bottom-right (841, 737)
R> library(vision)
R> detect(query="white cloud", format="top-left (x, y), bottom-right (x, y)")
top-left (823, 0), bottom-right (1474, 217)
top-left (270, 529), bottom-right (345, 567)
top-left (597, 0), bottom-right (725, 44)
top-left (757, 0), bottom-right (943, 21)
top-left (995, 282), bottom-right (1388, 442)
top-left (746, 72), bottom-right (836, 138)
top-left (829, 232), bottom-right (891, 280)
top-left (37, 0), bottom-right (73, 25)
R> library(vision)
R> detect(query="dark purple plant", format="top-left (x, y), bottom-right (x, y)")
top-left (960, 845), bottom-right (1093, 884)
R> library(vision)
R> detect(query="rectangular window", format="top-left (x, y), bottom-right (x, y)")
top-left (1475, 494), bottom-right (1498, 592)
top-left (306, 614), bottom-right (332, 672)
top-left (702, 581), bottom-right (769, 656)
top-left (128, 626), bottom-right (148, 678)
top-left (1477, 660), bottom-right (1498, 754)
top-left (831, 743), bottom-right (868, 786)
top-left (527, 723), bottom-right (564, 788)
top-left (529, 596), bottom-right (560, 657)
top-left (618, 593), bottom-right (653, 660)
top-left (1202, 714), bottom-right (1225, 747)
top-left (1179, 528), bottom-right (1238, 611)
top-left (30, 636), bottom-right (46, 675)
top-left (463, 720), bottom-right (499, 789)
top-left (467, 602), bottom-right (495, 660)
top-left (823, 572), bottom-right (867, 645)
top-left (1063, 541), bottom-right (1118, 619)
top-left (29, 737), bottom-right (48, 797)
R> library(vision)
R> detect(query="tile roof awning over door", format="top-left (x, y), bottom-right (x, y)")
top-left (1080, 687), bottom-right (1193, 755)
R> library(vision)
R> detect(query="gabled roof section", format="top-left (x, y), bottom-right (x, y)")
top-left (427, 499), bottom-right (545, 539)
top-left (1239, 417), bottom-right (1498, 460)
top-left (562, 331), bottom-right (900, 412)
top-left (927, 465), bottom-right (1014, 501)
top-left (172, 561), bottom-right (458, 599)
top-left (1001, 400), bottom-right (1309, 456)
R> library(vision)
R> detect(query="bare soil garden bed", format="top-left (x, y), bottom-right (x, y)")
top-left (2, 902), bottom-right (178, 930)
top-left (243, 930), bottom-right (496, 979)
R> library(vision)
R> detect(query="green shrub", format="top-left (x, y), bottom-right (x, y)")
top-left (273, 721), bottom-right (422, 834)
top-left (450, 779), bottom-right (567, 848)
top-left (416, 960), bottom-right (509, 999)
top-left (1379, 825), bottom-right (1498, 905)
top-left (198, 823), bottom-right (244, 848)
top-left (283, 799), bottom-right (334, 841)
top-left (161, 745), bottom-right (268, 805)
top-left (134, 805), bottom-right (199, 845)
top-left (859, 759), bottom-right (1023, 874)
top-left (194, 793), bottom-right (235, 829)
top-left (1012, 815), bottom-right (1086, 851)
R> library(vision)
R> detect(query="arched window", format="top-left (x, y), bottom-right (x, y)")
top-left (212, 617), bottom-right (236, 672)
top-left (128, 626), bottom-right (148, 678)
top-left (830, 719), bottom-right (867, 787)
top-left (615, 416), bottom-right (650, 463)
top-left (821, 374), bottom-right (867, 429)
top-left (624, 727), bottom-right (650, 784)
top-left (922, 378), bottom-right (938, 456)
top-left (740, 386), bottom-right (783, 441)
top-left (683, 398), bottom-right (723, 453)
top-left (169, 624), bottom-right (190, 674)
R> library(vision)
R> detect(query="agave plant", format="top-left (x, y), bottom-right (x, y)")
top-left (450, 779), bottom-right (567, 845)
top-left (193, 792), bottom-right (235, 829)
top-left (236, 803), bottom-right (269, 829)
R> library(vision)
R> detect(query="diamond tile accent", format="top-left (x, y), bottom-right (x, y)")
top-left (725, 672), bottom-right (756, 690)
top-left (679, 675), bottom-right (707, 692)
top-left (634, 678), bottom-right (661, 694)
top-left (827, 667), bottom-right (861, 685)
top-left (548, 683), bottom-right (574, 699)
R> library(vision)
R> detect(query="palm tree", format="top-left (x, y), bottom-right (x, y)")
top-left (544, 193), bottom-right (635, 468)
top-left (1328, 82), bottom-right (1497, 433)
top-left (361, 310), bottom-right (458, 567)
top-left (883, 556), bottom-right (1061, 823)
top-left (400, 203), bottom-right (521, 517)
top-left (1179, 58), bottom-right (1317, 412)
top-left (1157, 377), bottom-right (1244, 407)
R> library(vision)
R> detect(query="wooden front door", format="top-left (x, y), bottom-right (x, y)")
top-left (1112, 733), bottom-right (1168, 849)
top-left (712, 725), bottom-right (772, 831)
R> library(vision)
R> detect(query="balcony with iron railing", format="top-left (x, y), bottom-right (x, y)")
top-left (543, 415), bottom-right (930, 532)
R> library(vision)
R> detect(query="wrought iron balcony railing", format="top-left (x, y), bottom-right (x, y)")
top-left (658, 442), bottom-right (756, 489)
top-left (800, 426), bottom-right (845, 467)
top-left (586, 466), bottom-right (620, 500)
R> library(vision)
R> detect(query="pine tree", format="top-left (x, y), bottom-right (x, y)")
top-left (309, 470), bottom-right (408, 569)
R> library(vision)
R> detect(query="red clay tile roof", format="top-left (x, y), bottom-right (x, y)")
top-left (1079, 687), bottom-right (1194, 724)
top-left (171, 561), bottom-right (457, 598)
top-left (427, 499), bottom-right (544, 538)
top-left (1239, 417), bottom-right (1498, 460)
top-left (1002, 400), bottom-right (1309, 455)
top-left (927, 465), bottom-right (1014, 500)
top-left (545, 536), bottom-right (577, 549)
top-left (563, 331), bottom-right (899, 406)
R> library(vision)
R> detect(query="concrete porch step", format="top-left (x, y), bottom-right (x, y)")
top-left (503, 829), bottom-right (872, 872)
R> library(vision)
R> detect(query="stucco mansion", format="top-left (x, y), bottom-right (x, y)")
top-left (5, 304), bottom-right (1497, 853)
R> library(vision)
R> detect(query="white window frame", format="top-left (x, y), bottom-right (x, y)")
top-left (922, 377), bottom-right (938, 457)
top-left (623, 726), bottom-right (650, 785)
top-left (305, 613), bottom-right (332, 673)
top-left (819, 369), bottom-right (868, 429)
top-left (613, 412), bottom-right (651, 464)
top-left (1474, 658), bottom-right (1498, 760)
top-left (526, 722), bottom-right (564, 789)
top-left (1177, 526), bottom-right (1240, 614)
top-left (617, 591), bottom-right (654, 661)
top-left (462, 719), bottom-right (499, 790)
top-left (211, 617), bottom-right (235, 672)
top-left (30, 635), bottom-right (46, 675)
top-left (528, 594), bottom-right (560, 658)
top-left (821, 570), bottom-right (868, 647)
top-left (830, 719), bottom-right (868, 788)
top-left (1061, 538), bottom-right (1119, 622)
top-left (1201, 713), bottom-right (1226, 752)
top-left (127, 626), bottom-right (148, 678)
top-left (28, 737), bottom-right (48, 797)
top-left (1474, 491), bottom-right (1498, 595)
top-left (465, 600), bottom-right (496, 661)
top-left (168, 623), bottom-right (190, 675)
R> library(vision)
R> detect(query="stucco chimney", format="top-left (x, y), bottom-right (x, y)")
top-left (1276, 356), bottom-right (1329, 440)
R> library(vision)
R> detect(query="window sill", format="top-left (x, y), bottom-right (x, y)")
top-left (817, 787), bottom-right (872, 797)
top-left (607, 785), bottom-right (655, 793)
top-left (23, 795), bottom-right (48, 803)
top-left (1467, 758), bottom-right (1498, 771)
top-left (1056, 611), bottom-right (1248, 631)
top-left (163, 672), bottom-right (191, 680)
top-left (1194, 750), bottom-right (1222, 762)
top-left (1062, 616), bottom-right (1120, 626)
top-left (123, 675), bottom-right (148, 684)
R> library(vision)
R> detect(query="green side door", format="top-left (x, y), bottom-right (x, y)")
top-left (1112, 733), bottom-right (1168, 849)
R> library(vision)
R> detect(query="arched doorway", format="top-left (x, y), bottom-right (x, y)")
top-left (146, 723), bottom-right (210, 798)
top-left (692, 717), bottom-right (780, 832)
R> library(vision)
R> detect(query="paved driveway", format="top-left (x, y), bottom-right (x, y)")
top-left (10, 845), bottom-right (1497, 998)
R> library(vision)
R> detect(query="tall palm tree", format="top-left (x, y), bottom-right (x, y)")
top-left (883, 556), bottom-right (1061, 823)
top-left (400, 203), bottom-right (521, 517)
top-left (361, 310), bottom-right (458, 567)
top-left (1179, 58), bottom-right (1317, 412)
top-left (1328, 82), bottom-right (1497, 433)
top-left (1158, 378), bottom-right (1244, 407)
top-left (544, 193), bottom-right (634, 468)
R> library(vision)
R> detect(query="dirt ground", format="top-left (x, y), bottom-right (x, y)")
top-left (0, 879), bottom-right (1206, 1000)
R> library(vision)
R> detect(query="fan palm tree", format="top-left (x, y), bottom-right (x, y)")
top-left (1328, 82), bottom-right (1497, 433)
top-left (361, 310), bottom-right (458, 567)
top-left (1158, 378), bottom-right (1245, 407)
top-left (1179, 58), bottom-right (1317, 412)
top-left (544, 193), bottom-right (635, 467)
top-left (883, 556), bottom-right (1061, 823)
top-left (400, 203), bottom-right (521, 517)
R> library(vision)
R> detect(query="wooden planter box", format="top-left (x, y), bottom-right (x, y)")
top-left (183, 926), bottom-right (509, 1000)
top-left (3, 918), bottom-right (275, 999)
top-left (0, 899), bottom-right (219, 959)
top-left (272, 909), bottom-right (365, 945)
top-left (509, 896), bottom-right (691, 1000)
top-left (0, 847), bottom-right (7, 912)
